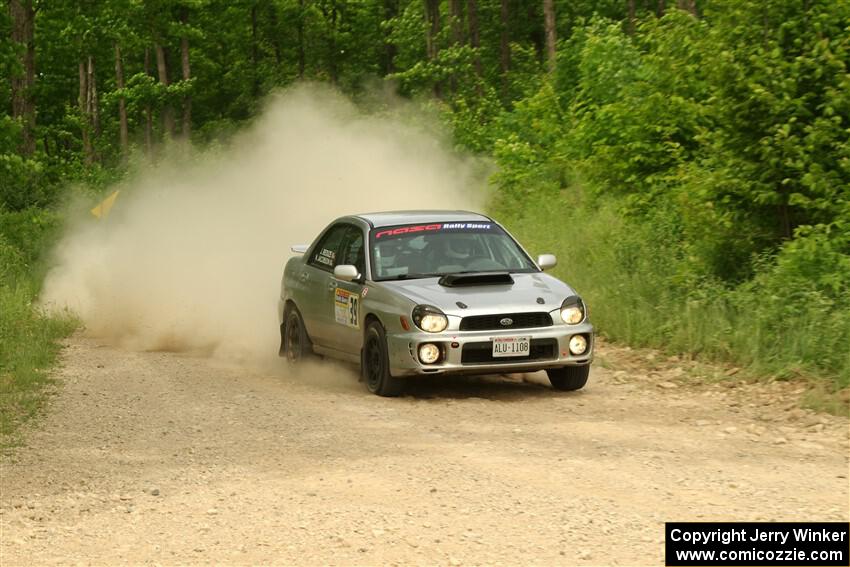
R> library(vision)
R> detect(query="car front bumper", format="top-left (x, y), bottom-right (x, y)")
top-left (385, 322), bottom-right (594, 377)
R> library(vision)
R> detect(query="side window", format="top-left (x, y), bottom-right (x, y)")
top-left (339, 226), bottom-right (366, 275)
top-left (308, 224), bottom-right (349, 272)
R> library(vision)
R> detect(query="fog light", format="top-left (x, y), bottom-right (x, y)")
top-left (568, 335), bottom-right (588, 355)
top-left (419, 343), bottom-right (440, 364)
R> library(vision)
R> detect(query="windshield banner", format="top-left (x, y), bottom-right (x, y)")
top-left (373, 222), bottom-right (495, 240)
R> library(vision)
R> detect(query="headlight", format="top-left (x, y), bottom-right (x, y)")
top-left (569, 335), bottom-right (588, 355)
top-left (418, 343), bottom-right (441, 364)
top-left (560, 296), bottom-right (585, 325)
top-left (412, 305), bottom-right (448, 333)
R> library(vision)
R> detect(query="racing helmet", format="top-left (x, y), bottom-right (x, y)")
top-left (443, 235), bottom-right (475, 260)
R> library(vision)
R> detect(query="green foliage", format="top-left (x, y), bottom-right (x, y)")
top-left (563, 15), bottom-right (710, 203)
top-left (496, 188), bottom-right (850, 392)
top-left (0, 279), bottom-right (76, 444)
top-left (491, 82), bottom-right (566, 195)
top-left (0, 208), bottom-right (64, 269)
top-left (0, 217), bottom-right (76, 445)
top-left (696, 0), bottom-right (850, 240)
top-left (484, 3), bottom-right (850, 398)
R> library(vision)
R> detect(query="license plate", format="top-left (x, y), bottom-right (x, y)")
top-left (492, 336), bottom-right (531, 357)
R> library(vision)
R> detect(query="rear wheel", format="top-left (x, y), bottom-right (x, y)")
top-left (281, 307), bottom-right (311, 363)
top-left (547, 365), bottom-right (590, 391)
top-left (362, 322), bottom-right (404, 397)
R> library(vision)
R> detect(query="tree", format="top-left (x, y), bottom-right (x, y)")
top-left (424, 0), bottom-right (440, 96)
top-left (499, 0), bottom-right (509, 89)
top-left (467, 0), bottom-right (481, 78)
top-left (8, 0), bottom-right (35, 155)
top-left (179, 5), bottom-right (191, 141)
top-left (382, 0), bottom-right (398, 74)
top-left (144, 47), bottom-right (154, 154)
top-left (155, 42), bottom-right (174, 139)
top-left (543, 0), bottom-right (556, 72)
top-left (627, 0), bottom-right (636, 34)
top-left (114, 43), bottom-right (129, 161)
top-left (676, 0), bottom-right (696, 16)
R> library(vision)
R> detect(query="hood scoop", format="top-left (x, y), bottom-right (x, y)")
top-left (438, 272), bottom-right (515, 287)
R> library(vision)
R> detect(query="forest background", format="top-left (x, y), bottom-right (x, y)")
top-left (2, 0), bottom-right (848, 435)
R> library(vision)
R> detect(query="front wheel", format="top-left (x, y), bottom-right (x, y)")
top-left (547, 365), bottom-right (590, 391)
top-left (281, 308), bottom-right (311, 363)
top-left (362, 322), bottom-right (404, 397)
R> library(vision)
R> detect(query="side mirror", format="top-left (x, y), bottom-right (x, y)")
top-left (537, 254), bottom-right (557, 271)
top-left (333, 264), bottom-right (360, 282)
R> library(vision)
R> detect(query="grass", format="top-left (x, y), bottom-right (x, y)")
top-left (493, 187), bottom-right (850, 414)
top-left (0, 281), bottom-right (76, 448)
top-left (1, 214), bottom-right (78, 449)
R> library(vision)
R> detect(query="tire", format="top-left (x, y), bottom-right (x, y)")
top-left (280, 307), bottom-right (311, 363)
top-left (547, 365), bottom-right (590, 391)
top-left (361, 321), bottom-right (404, 397)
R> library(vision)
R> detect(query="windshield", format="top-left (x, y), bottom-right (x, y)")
top-left (369, 221), bottom-right (538, 281)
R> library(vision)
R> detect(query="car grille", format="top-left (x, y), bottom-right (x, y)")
top-left (459, 312), bottom-right (553, 331)
top-left (461, 338), bottom-right (558, 364)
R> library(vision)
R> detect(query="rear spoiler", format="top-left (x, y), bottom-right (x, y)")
top-left (290, 244), bottom-right (309, 254)
top-left (438, 272), bottom-right (514, 287)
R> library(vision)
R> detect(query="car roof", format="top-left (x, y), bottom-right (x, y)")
top-left (352, 210), bottom-right (492, 228)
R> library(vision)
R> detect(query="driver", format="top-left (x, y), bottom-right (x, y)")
top-left (444, 236), bottom-right (474, 260)
top-left (427, 234), bottom-right (478, 268)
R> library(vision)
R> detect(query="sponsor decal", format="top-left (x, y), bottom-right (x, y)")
top-left (334, 288), bottom-right (360, 328)
top-left (315, 247), bottom-right (336, 266)
top-left (361, 287), bottom-right (369, 298)
top-left (374, 224), bottom-right (443, 239)
top-left (373, 222), bottom-right (494, 240)
top-left (442, 222), bottom-right (492, 230)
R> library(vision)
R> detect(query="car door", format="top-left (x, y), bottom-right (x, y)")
top-left (324, 225), bottom-right (367, 355)
top-left (300, 223), bottom-right (350, 346)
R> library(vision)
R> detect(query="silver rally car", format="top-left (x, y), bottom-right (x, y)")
top-left (279, 211), bottom-right (593, 396)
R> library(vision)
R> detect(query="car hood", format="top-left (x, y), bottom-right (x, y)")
top-left (379, 272), bottom-right (575, 317)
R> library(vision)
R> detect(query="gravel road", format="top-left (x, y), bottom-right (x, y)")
top-left (2, 336), bottom-right (847, 565)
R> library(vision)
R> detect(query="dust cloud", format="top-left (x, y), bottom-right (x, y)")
top-left (41, 85), bottom-right (485, 364)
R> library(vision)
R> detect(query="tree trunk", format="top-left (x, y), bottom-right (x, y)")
top-left (144, 47), bottom-right (153, 156)
top-left (251, 3), bottom-right (260, 97)
top-left (449, 0), bottom-right (463, 44)
top-left (88, 56), bottom-right (100, 137)
top-left (155, 43), bottom-right (175, 140)
top-left (180, 8), bottom-right (192, 141)
top-left (527, 1), bottom-right (543, 58)
top-left (424, 0), bottom-right (441, 97)
top-left (676, 0), bottom-right (697, 16)
top-left (657, 0), bottom-right (666, 17)
top-left (326, 2), bottom-right (338, 84)
top-left (499, 0), bottom-right (509, 95)
top-left (9, 0), bottom-right (36, 155)
top-left (778, 202), bottom-right (792, 239)
top-left (78, 61), bottom-right (93, 164)
top-left (382, 0), bottom-right (398, 75)
top-left (268, 3), bottom-right (282, 67)
top-left (297, 0), bottom-right (306, 78)
top-left (114, 43), bottom-right (129, 162)
top-left (449, 0), bottom-right (463, 93)
top-left (466, 0), bottom-right (481, 80)
top-left (543, 0), bottom-right (557, 72)
top-left (627, 0), bottom-right (636, 34)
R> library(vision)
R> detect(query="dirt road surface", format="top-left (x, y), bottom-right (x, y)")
top-left (2, 336), bottom-right (848, 565)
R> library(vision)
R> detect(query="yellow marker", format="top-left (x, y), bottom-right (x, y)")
top-left (90, 190), bottom-right (120, 219)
